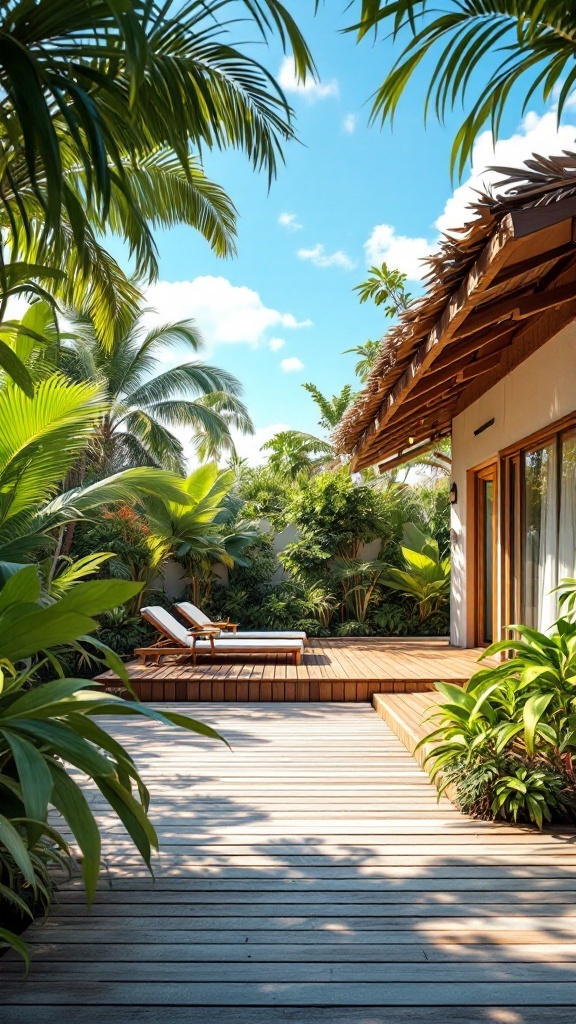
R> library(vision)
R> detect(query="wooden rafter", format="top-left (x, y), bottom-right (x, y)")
top-left (349, 215), bottom-right (518, 470)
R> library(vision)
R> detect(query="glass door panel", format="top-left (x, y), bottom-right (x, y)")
top-left (559, 432), bottom-right (576, 584)
top-left (522, 442), bottom-right (557, 631)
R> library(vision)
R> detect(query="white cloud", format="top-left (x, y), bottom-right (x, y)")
top-left (278, 56), bottom-right (338, 102)
top-left (343, 113), bottom-right (357, 134)
top-left (269, 337), bottom-right (285, 351)
top-left (278, 212), bottom-right (302, 231)
top-left (363, 104), bottom-right (576, 282)
top-left (280, 356), bottom-right (304, 373)
top-left (364, 224), bottom-right (432, 281)
top-left (232, 422), bottom-right (290, 467)
top-left (143, 276), bottom-right (312, 350)
top-left (436, 107), bottom-right (576, 236)
top-left (297, 243), bottom-right (356, 270)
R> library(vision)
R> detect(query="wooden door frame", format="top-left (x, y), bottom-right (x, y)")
top-left (467, 459), bottom-right (499, 647)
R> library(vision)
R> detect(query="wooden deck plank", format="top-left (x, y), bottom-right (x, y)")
top-left (94, 638), bottom-right (486, 701)
top-left (3, 701), bottom-right (574, 1019)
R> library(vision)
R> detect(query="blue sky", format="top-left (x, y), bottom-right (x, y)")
top-left (130, 4), bottom-right (576, 463)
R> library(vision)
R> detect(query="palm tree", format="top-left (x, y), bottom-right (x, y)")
top-left (353, 263), bottom-right (411, 317)
top-left (0, 1), bottom-right (315, 384)
top-left (261, 431), bottom-right (334, 479)
top-left (58, 307), bottom-right (254, 476)
top-left (347, 0), bottom-right (576, 176)
top-left (192, 392), bottom-right (256, 464)
top-left (343, 340), bottom-right (381, 382)
top-left (0, 1), bottom-right (314, 246)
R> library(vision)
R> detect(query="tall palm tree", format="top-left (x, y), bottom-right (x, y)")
top-left (0, 1), bottom-right (315, 385)
top-left (58, 308), bottom-right (254, 476)
top-left (347, 1), bottom-right (576, 175)
top-left (0, 1), bottom-right (314, 245)
top-left (261, 431), bottom-right (334, 479)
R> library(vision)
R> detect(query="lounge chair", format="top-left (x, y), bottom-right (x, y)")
top-left (173, 600), bottom-right (307, 641)
top-left (137, 606), bottom-right (304, 666)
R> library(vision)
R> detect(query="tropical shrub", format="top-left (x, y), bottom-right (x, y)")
top-left (0, 564), bottom-right (222, 965)
top-left (383, 523), bottom-right (450, 625)
top-left (420, 596), bottom-right (576, 828)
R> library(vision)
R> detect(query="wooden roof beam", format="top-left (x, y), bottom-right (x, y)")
top-left (361, 405), bottom-right (457, 464)
top-left (377, 440), bottom-right (442, 474)
top-left (349, 214), bottom-right (517, 470)
top-left (484, 239), bottom-right (576, 289)
top-left (361, 346), bottom-right (508, 468)
top-left (458, 278), bottom-right (576, 338)
top-left (356, 417), bottom-right (452, 471)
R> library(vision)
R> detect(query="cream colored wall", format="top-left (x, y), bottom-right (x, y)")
top-left (450, 323), bottom-right (576, 647)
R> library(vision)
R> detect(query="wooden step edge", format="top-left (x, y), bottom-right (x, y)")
top-left (372, 693), bottom-right (458, 805)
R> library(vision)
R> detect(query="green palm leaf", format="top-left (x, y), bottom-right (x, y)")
top-left (348, 0), bottom-right (576, 175)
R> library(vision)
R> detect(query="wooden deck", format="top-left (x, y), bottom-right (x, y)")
top-left (3, 701), bottom-right (576, 1022)
top-left (95, 636), bottom-right (487, 701)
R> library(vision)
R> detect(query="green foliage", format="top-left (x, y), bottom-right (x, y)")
top-left (261, 431), bottom-right (333, 480)
top-left (0, 565), bottom-right (223, 965)
top-left (234, 465), bottom-right (294, 529)
top-left (442, 754), bottom-right (576, 828)
top-left (0, 0), bottom-right (314, 252)
top-left (347, 0), bottom-right (576, 178)
top-left (283, 469), bottom-right (396, 559)
top-left (420, 604), bottom-right (576, 827)
top-left (411, 480), bottom-right (451, 553)
top-left (141, 464), bottom-right (258, 607)
top-left (58, 305), bottom-right (253, 475)
top-left (343, 340), bottom-right (381, 382)
top-left (302, 383), bottom-right (355, 430)
top-left (353, 262), bottom-right (411, 317)
top-left (383, 523), bottom-right (451, 623)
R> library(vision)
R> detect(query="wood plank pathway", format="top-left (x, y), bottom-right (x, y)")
top-left (96, 637), bottom-right (488, 701)
top-left (3, 702), bottom-right (576, 1023)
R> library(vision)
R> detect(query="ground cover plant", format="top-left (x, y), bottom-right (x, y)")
top-left (419, 585), bottom-right (576, 828)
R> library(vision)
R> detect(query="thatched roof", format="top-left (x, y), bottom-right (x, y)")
top-left (335, 152), bottom-right (576, 470)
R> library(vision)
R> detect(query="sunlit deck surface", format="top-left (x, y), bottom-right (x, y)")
top-left (95, 636), bottom-right (488, 701)
top-left (3, 701), bottom-right (576, 1023)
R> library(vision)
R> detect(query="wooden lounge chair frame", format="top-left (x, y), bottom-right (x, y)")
top-left (136, 609), bottom-right (303, 666)
top-left (173, 600), bottom-right (307, 641)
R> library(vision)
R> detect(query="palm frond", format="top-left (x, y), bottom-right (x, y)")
top-left (0, 375), bottom-right (106, 533)
top-left (349, 0), bottom-right (576, 176)
top-left (126, 362), bottom-right (244, 407)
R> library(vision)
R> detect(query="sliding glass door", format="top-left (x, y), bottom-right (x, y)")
top-left (522, 442), bottom-right (557, 631)
top-left (503, 420), bottom-right (576, 633)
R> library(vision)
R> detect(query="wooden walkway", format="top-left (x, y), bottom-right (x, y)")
top-left (3, 702), bottom-right (576, 1022)
top-left (96, 637), bottom-right (487, 701)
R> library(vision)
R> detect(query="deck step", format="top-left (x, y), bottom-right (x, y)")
top-left (373, 691), bottom-right (457, 802)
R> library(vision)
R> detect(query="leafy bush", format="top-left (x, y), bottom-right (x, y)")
top-left (420, 595), bottom-right (576, 828)
top-left (383, 523), bottom-right (450, 623)
top-left (0, 564), bottom-right (222, 966)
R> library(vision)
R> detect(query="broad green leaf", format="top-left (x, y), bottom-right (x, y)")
top-left (0, 814), bottom-right (36, 886)
top-left (48, 762), bottom-right (101, 904)
top-left (0, 565), bottom-right (40, 610)
top-left (523, 692), bottom-right (553, 756)
top-left (3, 731), bottom-right (53, 841)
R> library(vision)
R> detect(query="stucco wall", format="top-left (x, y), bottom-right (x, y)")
top-left (450, 323), bottom-right (576, 647)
